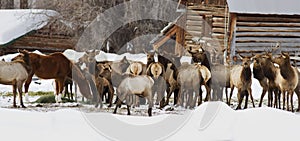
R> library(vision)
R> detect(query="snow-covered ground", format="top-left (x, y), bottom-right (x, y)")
top-left (0, 102), bottom-right (299, 141)
top-left (0, 51), bottom-right (299, 140)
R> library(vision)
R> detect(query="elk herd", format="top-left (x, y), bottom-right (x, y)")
top-left (1, 45), bottom-right (300, 117)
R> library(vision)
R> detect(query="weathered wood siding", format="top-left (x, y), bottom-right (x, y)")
top-left (185, 5), bottom-right (228, 50)
top-left (1, 21), bottom-right (76, 54)
top-left (230, 14), bottom-right (300, 66)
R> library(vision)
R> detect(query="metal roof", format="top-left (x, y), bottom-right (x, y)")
top-left (227, 0), bottom-right (300, 15)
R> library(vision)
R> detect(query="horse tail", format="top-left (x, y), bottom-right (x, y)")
top-left (70, 63), bottom-right (93, 100)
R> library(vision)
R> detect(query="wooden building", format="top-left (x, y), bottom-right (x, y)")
top-left (6, 21), bottom-right (76, 54)
top-left (227, 0), bottom-right (300, 65)
top-left (0, 9), bottom-right (75, 55)
top-left (151, 0), bottom-right (229, 63)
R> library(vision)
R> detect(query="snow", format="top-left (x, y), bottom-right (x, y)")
top-left (63, 49), bottom-right (147, 64)
top-left (0, 109), bottom-right (104, 141)
top-left (0, 9), bottom-right (58, 45)
top-left (0, 51), bottom-right (299, 140)
top-left (227, 0), bottom-right (300, 15)
top-left (0, 102), bottom-right (299, 140)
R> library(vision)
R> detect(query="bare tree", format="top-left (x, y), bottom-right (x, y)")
top-left (1, 0), bottom-right (14, 9)
top-left (32, 0), bottom-right (174, 52)
top-left (20, 0), bottom-right (28, 9)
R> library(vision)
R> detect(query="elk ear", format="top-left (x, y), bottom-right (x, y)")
top-left (19, 49), bottom-right (29, 55)
top-left (238, 54), bottom-right (244, 59)
top-left (282, 52), bottom-right (289, 56)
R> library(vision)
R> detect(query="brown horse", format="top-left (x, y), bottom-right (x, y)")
top-left (3, 50), bottom-right (31, 108)
top-left (14, 50), bottom-right (93, 102)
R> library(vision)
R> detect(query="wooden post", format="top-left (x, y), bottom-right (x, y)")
top-left (227, 13), bottom-right (237, 63)
top-left (175, 14), bottom-right (186, 56)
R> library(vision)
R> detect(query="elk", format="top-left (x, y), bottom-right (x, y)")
top-left (229, 55), bottom-right (255, 110)
top-left (164, 63), bottom-right (179, 106)
top-left (177, 63), bottom-right (203, 108)
top-left (254, 53), bottom-right (280, 108)
top-left (146, 62), bottom-right (166, 108)
top-left (187, 46), bottom-right (211, 71)
top-left (272, 52), bottom-right (298, 111)
top-left (147, 51), bottom-right (180, 106)
top-left (210, 64), bottom-right (231, 103)
top-left (252, 54), bottom-right (270, 107)
top-left (113, 75), bottom-right (154, 116)
top-left (125, 61), bottom-right (147, 106)
top-left (194, 63), bottom-right (211, 105)
top-left (186, 46), bottom-right (211, 102)
top-left (95, 63), bottom-right (115, 108)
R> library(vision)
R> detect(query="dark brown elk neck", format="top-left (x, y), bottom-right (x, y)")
top-left (279, 61), bottom-right (295, 80)
top-left (191, 52), bottom-right (211, 71)
top-left (253, 63), bottom-right (265, 81)
top-left (241, 66), bottom-right (251, 82)
top-left (262, 60), bottom-right (276, 81)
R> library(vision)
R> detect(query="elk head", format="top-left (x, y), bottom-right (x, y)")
top-left (239, 54), bottom-right (252, 68)
top-left (272, 52), bottom-right (290, 66)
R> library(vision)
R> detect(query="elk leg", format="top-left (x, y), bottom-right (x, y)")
top-left (290, 90), bottom-right (294, 112)
top-left (176, 88), bottom-right (183, 107)
top-left (108, 85), bottom-right (114, 107)
top-left (274, 90), bottom-right (280, 109)
top-left (164, 85), bottom-right (172, 106)
top-left (244, 91), bottom-right (249, 109)
top-left (236, 90), bottom-right (243, 110)
top-left (225, 87), bottom-right (229, 104)
top-left (259, 89), bottom-right (267, 107)
top-left (113, 99), bottom-right (122, 114)
top-left (198, 89), bottom-right (203, 106)
top-left (228, 86), bottom-right (234, 105)
top-left (204, 85), bottom-right (211, 101)
top-left (271, 89), bottom-right (276, 108)
top-left (287, 92), bottom-right (290, 111)
top-left (17, 82), bottom-right (25, 108)
top-left (296, 89), bottom-right (300, 112)
top-left (127, 105), bottom-right (131, 115)
top-left (198, 87), bottom-right (203, 106)
top-left (12, 84), bottom-right (17, 108)
top-left (277, 90), bottom-right (281, 109)
top-left (174, 88), bottom-right (179, 105)
top-left (249, 89), bottom-right (255, 108)
top-left (192, 90), bottom-right (198, 108)
top-left (145, 94), bottom-right (153, 117)
top-left (70, 83), bottom-right (73, 100)
top-left (282, 91), bottom-right (286, 110)
top-left (186, 91), bottom-right (192, 109)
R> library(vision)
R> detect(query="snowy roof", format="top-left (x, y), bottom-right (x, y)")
top-left (0, 9), bottom-right (58, 45)
top-left (227, 0), bottom-right (300, 15)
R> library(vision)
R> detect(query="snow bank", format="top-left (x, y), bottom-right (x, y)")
top-left (0, 102), bottom-right (299, 141)
top-left (0, 109), bottom-right (103, 141)
top-left (0, 9), bottom-right (58, 45)
top-left (63, 49), bottom-right (147, 64)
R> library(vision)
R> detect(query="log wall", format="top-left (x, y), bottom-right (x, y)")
top-left (185, 5), bottom-right (228, 52)
top-left (0, 21), bottom-right (76, 55)
top-left (231, 14), bottom-right (300, 66)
